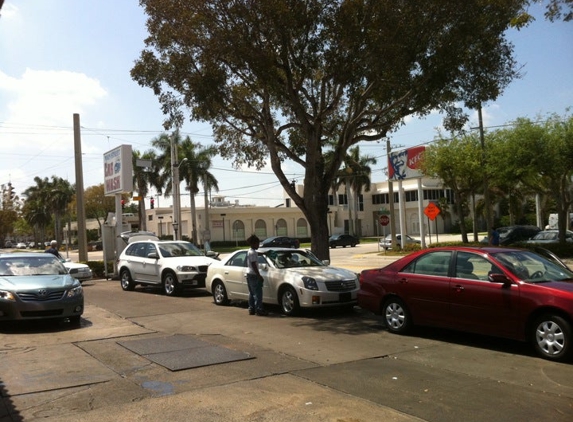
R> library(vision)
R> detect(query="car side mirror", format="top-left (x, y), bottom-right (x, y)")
top-left (206, 250), bottom-right (220, 259)
top-left (489, 273), bottom-right (511, 284)
top-left (259, 263), bottom-right (268, 271)
top-left (147, 252), bottom-right (159, 259)
top-left (322, 260), bottom-right (330, 266)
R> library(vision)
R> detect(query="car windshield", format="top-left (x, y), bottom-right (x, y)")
top-left (158, 242), bottom-right (203, 258)
top-left (0, 256), bottom-right (68, 276)
top-left (264, 250), bottom-right (325, 269)
top-left (492, 250), bottom-right (573, 282)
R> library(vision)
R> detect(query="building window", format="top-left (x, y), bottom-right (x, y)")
top-left (372, 193), bottom-right (388, 204)
top-left (276, 218), bottom-right (287, 236)
top-left (338, 194), bottom-right (348, 205)
top-left (254, 219), bottom-right (267, 239)
top-left (296, 218), bottom-right (308, 237)
top-left (405, 191), bottom-right (418, 202)
top-left (232, 220), bottom-right (245, 241)
top-left (358, 194), bottom-right (364, 211)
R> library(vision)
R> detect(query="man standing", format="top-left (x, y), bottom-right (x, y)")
top-left (246, 234), bottom-right (267, 316)
top-left (45, 240), bottom-right (62, 259)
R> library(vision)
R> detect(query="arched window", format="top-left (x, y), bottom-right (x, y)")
top-left (276, 218), bottom-right (287, 236)
top-left (254, 219), bottom-right (267, 239)
top-left (296, 218), bottom-right (308, 237)
top-left (232, 220), bottom-right (245, 241)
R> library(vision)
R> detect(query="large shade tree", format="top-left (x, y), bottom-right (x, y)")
top-left (132, 0), bottom-right (526, 259)
top-left (421, 135), bottom-right (484, 243)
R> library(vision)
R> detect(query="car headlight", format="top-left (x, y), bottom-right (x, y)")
top-left (302, 276), bottom-right (318, 290)
top-left (0, 290), bottom-right (16, 301)
top-left (66, 285), bottom-right (83, 298)
top-left (177, 265), bottom-right (197, 272)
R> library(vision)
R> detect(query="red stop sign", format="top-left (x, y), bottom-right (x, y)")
top-left (379, 215), bottom-right (390, 226)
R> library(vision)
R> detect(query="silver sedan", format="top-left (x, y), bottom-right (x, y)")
top-left (206, 248), bottom-right (359, 315)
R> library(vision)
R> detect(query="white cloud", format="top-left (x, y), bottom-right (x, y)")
top-left (2, 68), bottom-right (107, 127)
top-left (0, 2), bottom-right (19, 20)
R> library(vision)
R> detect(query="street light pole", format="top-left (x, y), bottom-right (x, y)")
top-left (170, 134), bottom-right (187, 241)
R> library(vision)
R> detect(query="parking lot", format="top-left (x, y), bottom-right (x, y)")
top-left (2, 240), bottom-right (573, 421)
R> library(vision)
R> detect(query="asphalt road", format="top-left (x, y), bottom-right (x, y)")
top-left (2, 239), bottom-right (573, 421)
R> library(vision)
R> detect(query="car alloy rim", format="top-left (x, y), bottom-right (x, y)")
top-left (165, 275), bottom-right (175, 294)
top-left (121, 273), bottom-right (129, 288)
top-left (385, 302), bottom-right (405, 329)
top-left (214, 284), bottom-right (224, 303)
top-left (536, 320), bottom-right (565, 356)
top-left (282, 291), bottom-right (295, 312)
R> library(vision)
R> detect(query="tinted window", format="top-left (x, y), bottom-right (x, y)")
top-left (227, 251), bottom-right (247, 267)
top-left (454, 252), bottom-right (502, 281)
top-left (402, 251), bottom-right (452, 276)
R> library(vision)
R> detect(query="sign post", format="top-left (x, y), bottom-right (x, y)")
top-left (424, 202), bottom-right (441, 243)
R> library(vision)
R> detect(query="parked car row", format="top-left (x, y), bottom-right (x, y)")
top-left (7, 231), bottom-right (573, 363)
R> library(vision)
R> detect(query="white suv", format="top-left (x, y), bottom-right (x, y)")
top-left (117, 240), bottom-right (218, 296)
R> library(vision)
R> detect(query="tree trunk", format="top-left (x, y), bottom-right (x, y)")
top-left (456, 192), bottom-right (469, 243)
top-left (190, 190), bottom-right (198, 244)
top-left (139, 200), bottom-right (147, 231)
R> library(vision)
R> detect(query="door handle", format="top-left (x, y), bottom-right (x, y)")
top-left (453, 285), bottom-right (465, 292)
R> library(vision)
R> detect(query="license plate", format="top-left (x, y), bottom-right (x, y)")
top-left (339, 292), bottom-right (351, 302)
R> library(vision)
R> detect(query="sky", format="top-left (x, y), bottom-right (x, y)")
top-left (0, 1), bottom-right (571, 209)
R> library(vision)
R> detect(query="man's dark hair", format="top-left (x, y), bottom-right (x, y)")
top-left (247, 234), bottom-right (260, 245)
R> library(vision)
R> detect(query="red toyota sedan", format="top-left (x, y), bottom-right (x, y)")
top-left (358, 246), bottom-right (573, 362)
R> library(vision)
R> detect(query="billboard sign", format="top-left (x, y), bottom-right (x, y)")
top-left (104, 145), bottom-right (133, 195)
top-left (388, 146), bottom-right (426, 180)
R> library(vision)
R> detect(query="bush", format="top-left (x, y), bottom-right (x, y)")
top-left (86, 260), bottom-right (115, 278)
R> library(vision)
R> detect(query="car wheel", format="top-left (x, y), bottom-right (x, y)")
top-left (383, 297), bottom-right (412, 334)
top-left (280, 286), bottom-right (300, 316)
top-left (532, 314), bottom-right (572, 362)
top-left (351, 243), bottom-right (356, 247)
top-left (162, 271), bottom-right (180, 296)
top-left (120, 269), bottom-right (135, 291)
top-left (212, 280), bottom-right (230, 306)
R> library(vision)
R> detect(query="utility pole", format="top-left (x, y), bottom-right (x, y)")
top-left (170, 134), bottom-right (183, 240)
top-left (387, 139), bottom-right (398, 250)
top-left (478, 104), bottom-right (493, 242)
top-left (73, 114), bottom-right (88, 262)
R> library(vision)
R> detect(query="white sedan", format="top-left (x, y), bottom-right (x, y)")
top-left (61, 259), bottom-right (93, 283)
top-left (206, 248), bottom-right (359, 315)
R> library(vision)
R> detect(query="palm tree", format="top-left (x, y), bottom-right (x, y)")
top-left (336, 147), bottom-right (377, 236)
top-left (150, 130), bottom-right (220, 243)
top-left (132, 149), bottom-right (162, 231)
top-left (23, 176), bottom-right (74, 245)
top-left (50, 177), bottom-right (75, 245)
top-left (179, 139), bottom-right (219, 244)
top-left (22, 199), bottom-right (52, 244)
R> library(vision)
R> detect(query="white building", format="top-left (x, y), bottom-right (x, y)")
top-left (66, 177), bottom-right (456, 244)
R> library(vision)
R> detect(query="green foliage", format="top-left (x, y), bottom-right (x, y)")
top-left (85, 261), bottom-right (114, 279)
top-left (132, 0), bottom-right (526, 260)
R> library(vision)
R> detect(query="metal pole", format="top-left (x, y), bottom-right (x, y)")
top-left (171, 134), bottom-right (182, 240)
top-left (73, 114), bottom-right (88, 261)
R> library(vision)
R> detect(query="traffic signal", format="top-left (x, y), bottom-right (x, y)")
top-left (150, 197), bottom-right (155, 209)
top-left (121, 199), bottom-right (125, 209)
